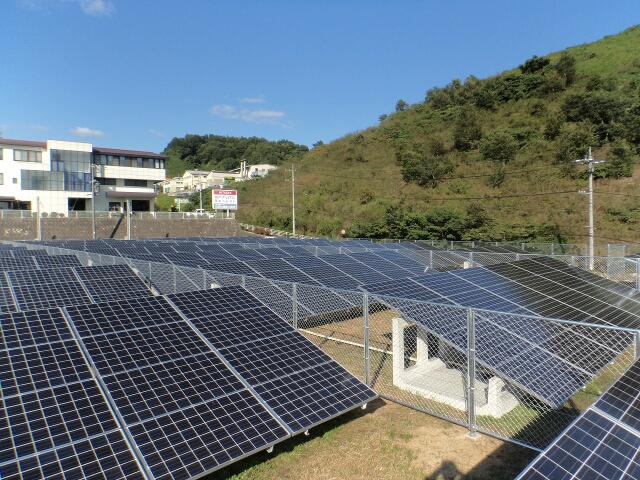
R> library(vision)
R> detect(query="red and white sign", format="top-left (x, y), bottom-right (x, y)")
top-left (213, 189), bottom-right (238, 210)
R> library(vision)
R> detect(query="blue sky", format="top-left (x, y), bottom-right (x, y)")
top-left (2, 0), bottom-right (640, 154)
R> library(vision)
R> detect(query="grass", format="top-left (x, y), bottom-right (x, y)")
top-left (206, 398), bottom-right (538, 480)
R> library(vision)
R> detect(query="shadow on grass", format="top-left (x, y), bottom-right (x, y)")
top-left (205, 398), bottom-right (387, 479)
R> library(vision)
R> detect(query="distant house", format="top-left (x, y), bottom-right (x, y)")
top-left (181, 170), bottom-right (209, 190)
top-left (157, 177), bottom-right (185, 194)
top-left (229, 163), bottom-right (278, 179)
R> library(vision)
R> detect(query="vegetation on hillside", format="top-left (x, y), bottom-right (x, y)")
top-left (162, 135), bottom-right (308, 178)
top-left (172, 25), bottom-right (640, 243)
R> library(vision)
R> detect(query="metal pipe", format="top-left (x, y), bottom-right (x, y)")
top-left (363, 293), bottom-right (370, 386)
top-left (467, 308), bottom-right (477, 437)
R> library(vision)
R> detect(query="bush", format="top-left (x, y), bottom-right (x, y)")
top-left (555, 52), bottom-right (577, 86)
top-left (453, 107), bottom-right (482, 151)
top-left (480, 131), bottom-right (518, 164)
top-left (519, 55), bottom-right (550, 74)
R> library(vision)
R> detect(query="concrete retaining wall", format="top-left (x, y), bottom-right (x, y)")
top-left (0, 217), bottom-right (248, 241)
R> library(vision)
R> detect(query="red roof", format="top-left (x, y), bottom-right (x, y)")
top-left (0, 138), bottom-right (47, 148)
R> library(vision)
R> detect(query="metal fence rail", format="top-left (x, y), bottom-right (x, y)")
top-left (17, 243), bottom-right (636, 451)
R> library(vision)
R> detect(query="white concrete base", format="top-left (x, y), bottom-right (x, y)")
top-left (392, 317), bottom-right (519, 418)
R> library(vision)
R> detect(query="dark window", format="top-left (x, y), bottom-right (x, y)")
top-left (124, 179), bottom-right (148, 187)
top-left (95, 177), bottom-right (116, 186)
top-left (68, 198), bottom-right (87, 211)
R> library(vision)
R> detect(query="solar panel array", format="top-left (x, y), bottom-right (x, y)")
top-left (2, 264), bottom-right (152, 313)
top-left (518, 357), bottom-right (640, 479)
top-left (0, 308), bottom-right (146, 479)
top-left (0, 245), bottom-right (378, 480)
top-left (362, 256), bottom-right (638, 407)
top-left (168, 287), bottom-right (375, 434)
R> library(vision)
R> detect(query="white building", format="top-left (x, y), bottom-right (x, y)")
top-left (0, 138), bottom-right (166, 213)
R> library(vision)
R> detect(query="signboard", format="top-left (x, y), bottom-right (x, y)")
top-left (213, 189), bottom-right (238, 210)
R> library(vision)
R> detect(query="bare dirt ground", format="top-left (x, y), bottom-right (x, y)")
top-left (210, 398), bottom-right (538, 480)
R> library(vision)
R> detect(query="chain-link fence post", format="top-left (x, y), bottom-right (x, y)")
top-left (241, 275), bottom-right (246, 288)
top-left (363, 293), bottom-right (370, 386)
top-left (467, 308), bottom-right (477, 437)
top-left (203, 270), bottom-right (207, 289)
top-left (292, 283), bottom-right (298, 330)
top-left (635, 331), bottom-right (640, 361)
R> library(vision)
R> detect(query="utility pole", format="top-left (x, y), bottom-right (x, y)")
top-left (286, 164), bottom-right (296, 238)
top-left (575, 147), bottom-right (605, 271)
top-left (91, 162), bottom-right (100, 239)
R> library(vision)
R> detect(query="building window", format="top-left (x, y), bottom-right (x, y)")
top-left (124, 179), bottom-right (148, 187)
top-left (0, 148), bottom-right (3, 160)
top-left (0, 173), bottom-right (3, 184)
top-left (21, 170), bottom-right (64, 190)
top-left (95, 177), bottom-right (116, 186)
top-left (14, 149), bottom-right (42, 163)
top-left (13, 178), bottom-right (17, 184)
top-left (50, 150), bottom-right (91, 191)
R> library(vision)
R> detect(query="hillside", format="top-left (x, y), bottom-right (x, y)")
top-left (196, 25), bottom-right (640, 243)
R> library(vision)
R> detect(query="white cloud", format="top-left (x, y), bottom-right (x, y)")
top-left (70, 126), bottom-right (105, 137)
top-left (19, 0), bottom-right (115, 16)
top-left (149, 129), bottom-right (164, 137)
top-left (241, 96), bottom-right (266, 104)
top-left (242, 110), bottom-right (285, 123)
top-left (210, 104), bottom-right (286, 125)
top-left (75, 0), bottom-right (114, 16)
top-left (210, 104), bottom-right (240, 119)
top-left (28, 125), bottom-right (51, 131)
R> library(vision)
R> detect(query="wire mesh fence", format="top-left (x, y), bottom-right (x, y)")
top-left (6, 241), bottom-right (640, 451)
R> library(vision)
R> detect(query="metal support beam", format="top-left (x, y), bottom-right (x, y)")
top-left (292, 283), bottom-right (298, 330)
top-left (364, 294), bottom-right (370, 386)
top-left (467, 308), bottom-right (477, 437)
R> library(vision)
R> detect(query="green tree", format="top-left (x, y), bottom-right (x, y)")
top-left (395, 99), bottom-right (409, 112)
top-left (604, 143), bottom-right (633, 179)
top-left (453, 107), bottom-right (482, 151)
top-left (518, 55), bottom-right (550, 74)
top-left (312, 140), bottom-right (324, 148)
top-left (555, 52), bottom-right (577, 86)
top-left (480, 131), bottom-right (518, 164)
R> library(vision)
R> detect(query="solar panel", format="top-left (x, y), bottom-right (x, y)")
top-left (7, 268), bottom-right (93, 311)
top-left (518, 358), bottom-right (640, 480)
top-left (168, 287), bottom-right (378, 435)
top-left (33, 255), bottom-right (83, 269)
top-left (362, 266), bottom-right (634, 407)
top-left (65, 295), bottom-right (290, 478)
top-left (73, 265), bottom-right (152, 303)
top-left (0, 308), bottom-right (145, 480)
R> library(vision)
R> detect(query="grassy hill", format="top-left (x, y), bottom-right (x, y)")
top-left (204, 26), bottom-right (640, 243)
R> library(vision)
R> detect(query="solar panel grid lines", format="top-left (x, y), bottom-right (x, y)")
top-left (33, 255), bottom-right (83, 269)
top-left (363, 282), bottom-right (631, 407)
top-left (517, 358), bottom-right (640, 480)
top-left (218, 332), bottom-right (335, 386)
top-left (72, 264), bottom-right (153, 304)
top-left (63, 293), bottom-right (292, 479)
top-left (0, 307), bottom-right (149, 480)
top-left (483, 259), bottom-right (640, 328)
top-left (6, 267), bottom-right (95, 312)
top-left (0, 257), bottom-right (39, 272)
top-left (166, 287), bottom-right (377, 435)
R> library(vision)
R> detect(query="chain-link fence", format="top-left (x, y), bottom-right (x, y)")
top-left (6, 241), bottom-right (640, 451)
